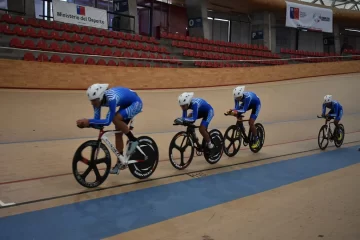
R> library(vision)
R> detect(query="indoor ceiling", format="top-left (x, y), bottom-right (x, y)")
top-left (298, 0), bottom-right (360, 11)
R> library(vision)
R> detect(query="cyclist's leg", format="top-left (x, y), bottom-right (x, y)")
top-left (334, 109), bottom-right (343, 140)
top-left (115, 101), bottom-right (142, 154)
top-left (199, 108), bottom-right (214, 149)
top-left (110, 101), bottom-right (142, 174)
top-left (250, 103), bottom-right (261, 148)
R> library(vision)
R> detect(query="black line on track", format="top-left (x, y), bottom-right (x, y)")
top-left (1, 140), bottom-right (360, 210)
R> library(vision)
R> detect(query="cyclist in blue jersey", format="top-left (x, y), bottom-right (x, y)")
top-left (225, 86), bottom-right (261, 149)
top-left (322, 95), bottom-right (344, 140)
top-left (76, 83), bottom-right (142, 174)
top-left (175, 92), bottom-right (215, 151)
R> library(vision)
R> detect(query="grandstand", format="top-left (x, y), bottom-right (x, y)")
top-left (0, 0), bottom-right (359, 68)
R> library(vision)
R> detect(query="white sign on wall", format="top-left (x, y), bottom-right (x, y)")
top-left (285, 1), bottom-right (333, 33)
top-left (52, 0), bottom-right (108, 29)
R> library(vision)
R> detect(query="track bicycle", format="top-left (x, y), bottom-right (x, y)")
top-left (223, 111), bottom-right (265, 156)
top-left (317, 115), bottom-right (345, 150)
top-left (168, 119), bottom-right (224, 170)
top-left (72, 117), bottom-right (159, 188)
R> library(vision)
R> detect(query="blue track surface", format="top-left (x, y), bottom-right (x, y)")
top-left (1, 145), bottom-right (359, 240)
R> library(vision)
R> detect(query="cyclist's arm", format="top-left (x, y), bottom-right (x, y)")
top-left (329, 103), bottom-right (338, 117)
top-left (321, 103), bottom-right (326, 116)
top-left (88, 99), bottom-right (117, 126)
top-left (183, 103), bottom-right (198, 122)
top-left (233, 99), bottom-right (242, 111)
top-left (238, 96), bottom-right (251, 113)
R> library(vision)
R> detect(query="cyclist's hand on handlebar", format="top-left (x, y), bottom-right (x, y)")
top-left (173, 117), bottom-right (183, 125)
top-left (76, 118), bottom-right (89, 128)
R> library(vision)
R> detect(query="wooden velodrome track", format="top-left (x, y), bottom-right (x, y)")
top-left (0, 73), bottom-right (360, 239)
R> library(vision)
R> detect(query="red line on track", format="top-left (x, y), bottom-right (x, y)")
top-left (0, 130), bottom-right (359, 186)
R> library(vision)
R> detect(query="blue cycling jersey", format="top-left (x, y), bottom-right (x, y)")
top-left (322, 100), bottom-right (343, 118)
top-left (182, 98), bottom-right (213, 122)
top-left (233, 92), bottom-right (261, 113)
top-left (88, 87), bottom-right (141, 126)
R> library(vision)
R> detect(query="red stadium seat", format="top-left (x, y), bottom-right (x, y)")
top-left (35, 40), bottom-right (49, 51)
top-left (83, 46), bottom-right (94, 55)
top-left (103, 49), bottom-right (113, 56)
top-left (26, 18), bottom-right (40, 28)
top-left (37, 53), bottom-right (49, 62)
top-left (23, 39), bottom-right (36, 49)
top-left (113, 50), bottom-right (122, 57)
top-left (85, 58), bottom-right (96, 65)
top-left (14, 16), bottom-right (26, 25)
top-left (49, 42), bottom-right (60, 52)
top-left (74, 57), bottom-right (85, 64)
top-left (24, 52), bottom-right (36, 61)
top-left (63, 56), bottom-right (74, 64)
top-left (9, 38), bottom-right (22, 48)
top-left (25, 27), bottom-right (38, 38)
top-left (60, 43), bottom-right (73, 53)
top-left (50, 55), bottom-right (62, 63)
top-left (107, 60), bottom-right (117, 66)
top-left (93, 48), bottom-right (103, 55)
top-left (97, 59), bottom-right (107, 65)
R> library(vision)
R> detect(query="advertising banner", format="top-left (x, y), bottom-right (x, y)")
top-left (52, 0), bottom-right (108, 29)
top-left (285, 1), bottom-right (333, 33)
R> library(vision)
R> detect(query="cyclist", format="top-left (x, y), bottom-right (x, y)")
top-left (225, 85), bottom-right (261, 149)
top-left (175, 92), bottom-right (215, 152)
top-left (76, 83), bottom-right (142, 174)
top-left (322, 94), bottom-right (343, 140)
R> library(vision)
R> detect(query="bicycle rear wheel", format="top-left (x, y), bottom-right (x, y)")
top-left (334, 124), bottom-right (345, 148)
top-left (203, 129), bottom-right (224, 164)
top-left (72, 140), bottom-right (112, 188)
top-left (128, 136), bottom-right (159, 179)
top-left (249, 123), bottom-right (265, 153)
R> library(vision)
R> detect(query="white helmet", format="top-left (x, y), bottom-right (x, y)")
top-left (233, 86), bottom-right (245, 99)
top-left (324, 95), bottom-right (332, 103)
top-left (178, 92), bottom-right (194, 106)
top-left (87, 83), bottom-right (109, 101)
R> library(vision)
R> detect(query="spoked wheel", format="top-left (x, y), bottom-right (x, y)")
top-left (334, 124), bottom-right (345, 148)
top-left (168, 131), bottom-right (194, 170)
top-left (128, 136), bottom-right (159, 179)
top-left (72, 140), bottom-right (111, 188)
top-left (223, 125), bottom-right (242, 157)
top-left (203, 129), bottom-right (224, 164)
top-left (318, 125), bottom-right (329, 150)
top-left (249, 123), bottom-right (265, 153)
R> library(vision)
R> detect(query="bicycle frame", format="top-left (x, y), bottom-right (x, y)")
top-left (318, 115), bottom-right (337, 139)
top-left (94, 117), bottom-right (148, 166)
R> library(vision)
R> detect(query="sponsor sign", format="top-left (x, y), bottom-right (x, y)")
top-left (52, 0), bottom-right (108, 29)
top-left (285, 1), bottom-right (333, 33)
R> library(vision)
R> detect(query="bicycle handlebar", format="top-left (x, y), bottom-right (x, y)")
top-left (317, 115), bottom-right (334, 121)
top-left (173, 122), bottom-right (199, 128)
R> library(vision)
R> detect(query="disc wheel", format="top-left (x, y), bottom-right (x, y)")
top-left (128, 136), bottom-right (159, 179)
top-left (72, 140), bottom-right (111, 188)
top-left (334, 124), bottom-right (345, 148)
top-left (249, 123), bottom-right (265, 153)
top-left (203, 129), bottom-right (224, 164)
